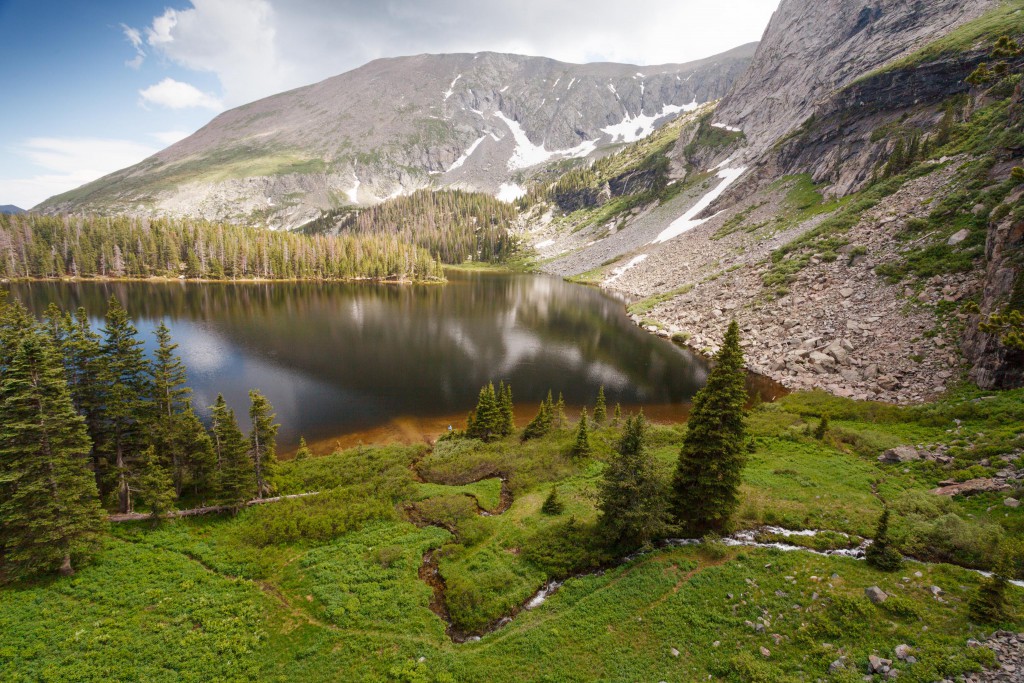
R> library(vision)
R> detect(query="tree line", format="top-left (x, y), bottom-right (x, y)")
top-left (0, 293), bottom-right (283, 579)
top-left (0, 213), bottom-right (443, 281)
top-left (298, 189), bottom-right (519, 264)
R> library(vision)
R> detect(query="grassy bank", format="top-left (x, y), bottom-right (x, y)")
top-left (3, 388), bottom-right (1024, 681)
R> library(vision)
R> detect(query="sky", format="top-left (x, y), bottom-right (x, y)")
top-left (0, 0), bottom-right (779, 209)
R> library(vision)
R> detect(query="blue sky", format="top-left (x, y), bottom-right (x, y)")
top-left (0, 0), bottom-right (778, 209)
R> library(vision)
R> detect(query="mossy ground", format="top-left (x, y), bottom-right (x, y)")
top-left (3, 387), bottom-right (1024, 681)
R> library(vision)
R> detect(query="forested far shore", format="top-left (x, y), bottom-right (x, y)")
top-left (0, 213), bottom-right (445, 282)
top-left (297, 189), bottom-right (519, 264)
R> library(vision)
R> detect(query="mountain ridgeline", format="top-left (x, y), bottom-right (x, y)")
top-left (36, 47), bottom-right (757, 227)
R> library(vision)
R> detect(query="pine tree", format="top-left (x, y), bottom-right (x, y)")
top-left (572, 407), bottom-right (592, 458)
top-left (597, 412), bottom-right (669, 549)
top-left (970, 549), bottom-right (1013, 623)
top-left (814, 414), bottom-right (830, 440)
top-left (672, 320), bottom-right (748, 536)
top-left (100, 297), bottom-right (153, 513)
top-left (541, 487), bottom-right (564, 515)
top-left (248, 390), bottom-right (279, 499)
top-left (175, 401), bottom-right (217, 498)
top-left (613, 402), bottom-right (622, 426)
top-left (497, 381), bottom-right (515, 437)
top-left (210, 395), bottom-right (253, 509)
top-left (554, 393), bottom-right (568, 430)
top-left (150, 322), bottom-right (191, 494)
top-left (133, 446), bottom-right (176, 520)
top-left (0, 334), bottom-right (104, 578)
top-left (64, 308), bottom-right (106, 491)
top-left (295, 437), bottom-right (312, 461)
top-left (522, 391), bottom-right (555, 441)
top-left (593, 386), bottom-right (607, 424)
top-left (865, 508), bottom-right (903, 572)
top-left (466, 382), bottom-right (500, 441)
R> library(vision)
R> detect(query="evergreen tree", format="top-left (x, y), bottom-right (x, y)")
top-left (541, 487), bottom-right (564, 515)
top-left (613, 402), bottom-right (622, 426)
top-left (672, 320), bottom-right (748, 535)
top-left (0, 334), bottom-right (104, 577)
top-left (295, 437), bottom-right (312, 461)
top-left (572, 407), bottom-right (592, 458)
top-left (150, 322), bottom-right (192, 494)
top-left (522, 391), bottom-right (554, 441)
top-left (466, 382), bottom-right (501, 441)
top-left (814, 414), bottom-right (830, 440)
top-left (497, 381), bottom-right (515, 437)
top-left (554, 392), bottom-right (568, 430)
top-left (64, 308), bottom-right (106, 490)
top-left (970, 550), bottom-right (1013, 623)
top-left (133, 446), bottom-right (176, 520)
top-left (597, 413), bottom-right (669, 549)
top-left (593, 386), bottom-right (607, 424)
top-left (865, 508), bottom-right (903, 572)
top-left (175, 401), bottom-right (217, 498)
top-left (210, 395), bottom-right (253, 509)
top-left (100, 297), bottom-right (153, 513)
top-left (248, 390), bottom-right (279, 499)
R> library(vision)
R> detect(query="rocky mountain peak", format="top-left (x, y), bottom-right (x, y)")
top-left (715, 0), bottom-right (997, 155)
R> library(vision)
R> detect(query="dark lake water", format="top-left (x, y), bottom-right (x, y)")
top-left (4, 271), bottom-right (775, 453)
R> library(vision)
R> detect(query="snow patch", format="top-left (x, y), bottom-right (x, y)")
top-left (552, 78), bottom-right (560, 88)
top-left (566, 78), bottom-right (576, 90)
top-left (345, 175), bottom-right (360, 204)
top-left (447, 136), bottom-right (487, 172)
top-left (500, 85), bottom-right (509, 93)
top-left (635, 72), bottom-right (645, 77)
top-left (601, 101), bottom-right (699, 144)
top-left (604, 254), bottom-right (648, 284)
top-left (443, 74), bottom-right (462, 101)
top-left (494, 111), bottom-right (597, 170)
top-left (652, 166), bottom-right (747, 244)
top-left (711, 122), bottom-right (743, 133)
top-left (496, 183), bottom-right (527, 203)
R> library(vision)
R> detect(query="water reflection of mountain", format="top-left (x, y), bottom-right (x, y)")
top-left (5, 272), bottom-right (710, 444)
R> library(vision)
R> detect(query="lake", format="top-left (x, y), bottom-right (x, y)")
top-left (4, 271), bottom-right (776, 453)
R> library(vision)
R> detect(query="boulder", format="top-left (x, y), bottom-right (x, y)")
top-left (865, 586), bottom-right (888, 604)
top-left (931, 478), bottom-right (1012, 496)
top-left (879, 446), bottom-right (920, 464)
top-left (869, 654), bottom-right (893, 674)
top-left (947, 229), bottom-right (970, 246)
top-left (1005, 497), bottom-right (1020, 508)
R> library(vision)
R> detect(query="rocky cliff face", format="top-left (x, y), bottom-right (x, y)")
top-left (38, 47), bottom-right (755, 228)
top-left (714, 0), bottom-right (996, 157)
top-left (533, 0), bottom-right (1024, 397)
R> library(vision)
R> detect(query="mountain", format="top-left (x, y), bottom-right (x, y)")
top-left (0, 205), bottom-right (24, 214)
top-left (37, 46), bottom-right (756, 228)
top-left (714, 0), bottom-right (996, 157)
top-left (532, 0), bottom-right (1023, 397)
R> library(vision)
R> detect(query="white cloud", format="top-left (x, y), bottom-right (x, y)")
top-left (121, 23), bottom-right (146, 69)
top-left (144, 0), bottom-right (292, 106)
top-left (139, 78), bottom-right (223, 110)
top-left (151, 130), bottom-right (193, 146)
top-left (134, 0), bottom-right (777, 108)
top-left (0, 138), bottom-right (159, 209)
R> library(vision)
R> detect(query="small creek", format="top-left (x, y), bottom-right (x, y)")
top-left (413, 505), bottom-right (1024, 644)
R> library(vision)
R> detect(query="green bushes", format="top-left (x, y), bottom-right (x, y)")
top-left (235, 488), bottom-right (395, 547)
